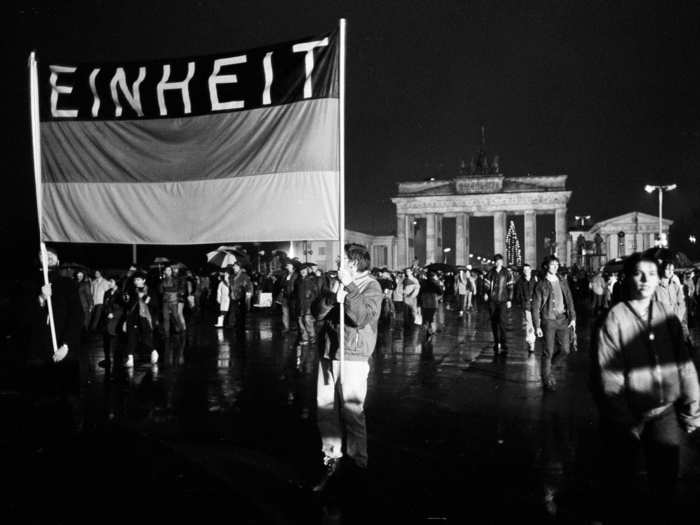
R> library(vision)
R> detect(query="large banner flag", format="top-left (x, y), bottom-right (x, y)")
top-left (37, 31), bottom-right (340, 244)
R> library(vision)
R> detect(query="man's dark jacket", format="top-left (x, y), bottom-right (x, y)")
top-left (483, 268), bottom-right (514, 303)
top-left (514, 275), bottom-right (537, 311)
top-left (532, 275), bottom-right (576, 330)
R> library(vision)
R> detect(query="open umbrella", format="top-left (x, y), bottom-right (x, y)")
top-left (206, 246), bottom-right (250, 268)
top-left (425, 262), bottom-right (455, 273)
top-left (642, 248), bottom-right (693, 269)
top-left (59, 262), bottom-right (91, 276)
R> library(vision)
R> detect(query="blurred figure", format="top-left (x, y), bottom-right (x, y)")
top-left (100, 277), bottom-right (123, 368)
top-left (296, 263), bottom-right (320, 345)
top-left (590, 268), bottom-right (606, 315)
top-left (595, 252), bottom-right (700, 521)
top-left (403, 267), bottom-right (420, 326)
top-left (455, 267), bottom-right (474, 317)
top-left (75, 270), bottom-right (93, 333)
top-left (124, 272), bottom-right (156, 367)
top-left (275, 261), bottom-right (298, 332)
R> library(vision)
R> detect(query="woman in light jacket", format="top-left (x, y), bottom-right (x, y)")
top-left (215, 272), bottom-right (230, 327)
top-left (595, 252), bottom-right (700, 520)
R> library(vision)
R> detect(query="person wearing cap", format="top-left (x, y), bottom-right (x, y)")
top-left (532, 255), bottom-right (576, 391)
top-left (483, 254), bottom-right (514, 355)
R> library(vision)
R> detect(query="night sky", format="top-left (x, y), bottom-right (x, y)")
top-left (4, 0), bottom-right (700, 272)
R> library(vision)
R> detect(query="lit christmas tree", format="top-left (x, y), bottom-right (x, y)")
top-left (505, 220), bottom-right (523, 266)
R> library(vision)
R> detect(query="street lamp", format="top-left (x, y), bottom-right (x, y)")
top-left (443, 247), bottom-right (451, 263)
top-left (574, 215), bottom-right (591, 228)
top-left (645, 184), bottom-right (677, 247)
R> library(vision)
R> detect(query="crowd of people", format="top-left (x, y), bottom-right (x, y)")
top-left (6, 243), bottom-right (700, 519)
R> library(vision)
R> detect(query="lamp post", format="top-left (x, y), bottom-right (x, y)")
top-left (443, 247), bottom-right (451, 263)
top-left (574, 215), bottom-right (591, 228)
top-left (645, 184), bottom-right (677, 247)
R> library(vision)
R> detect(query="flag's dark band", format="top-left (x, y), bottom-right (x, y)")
top-left (39, 31), bottom-right (339, 122)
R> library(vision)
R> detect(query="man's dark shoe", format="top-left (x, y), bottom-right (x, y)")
top-left (311, 457), bottom-right (342, 493)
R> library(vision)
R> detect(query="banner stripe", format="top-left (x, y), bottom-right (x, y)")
top-left (42, 171), bottom-right (339, 244)
top-left (41, 98), bottom-right (338, 184)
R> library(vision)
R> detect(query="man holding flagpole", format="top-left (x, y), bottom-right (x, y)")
top-left (312, 243), bottom-right (383, 492)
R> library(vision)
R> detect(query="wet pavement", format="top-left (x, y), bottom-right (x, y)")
top-left (4, 299), bottom-right (700, 524)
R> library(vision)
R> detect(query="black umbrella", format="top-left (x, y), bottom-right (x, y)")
top-left (642, 248), bottom-right (693, 269)
top-left (425, 262), bottom-right (455, 273)
top-left (59, 262), bottom-right (91, 276)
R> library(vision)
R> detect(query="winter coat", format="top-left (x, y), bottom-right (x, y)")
top-left (419, 276), bottom-right (444, 310)
top-left (483, 268), bottom-right (514, 304)
top-left (314, 272), bottom-right (383, 362)
top-left (403, 276), bottom-right (420, 306)
top-left (514, 275), bottom-right (537, 311)
top-left (596, 299), bottom-right (700, 433)
top-left (77, 279), bottom-right (93, 314)
top-left (18, 271), bottom-right (84, 364)
top-left (295, 274), bottom-right (320, 314)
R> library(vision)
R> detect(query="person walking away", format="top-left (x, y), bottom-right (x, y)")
top-left (377, 268), bottom-right (396, 324)
top-left (403, 268), bottom-right (420, 326)
top-left (391, 271), bottom-right (405, 318)
top-left (296, 263), bottom-right (320, 345)
top-left (215, 272), bottom-right (230, 327)
top-left (483, 254), bottom-right (514, 355)
top-left (532, 255), bottom-right (576, 392)
top-left (90, 269), bottom-right (110, 333)
top-left (590, 268), bottom-right (606, 316)
top-left (594, 252), bottom-right (700, 522)
top-left (419, 270), bottom-right (444, 341)
top-left (312, 243), bottom-right (383, 492)
top-left (514, 263), bottom-right (538, 354)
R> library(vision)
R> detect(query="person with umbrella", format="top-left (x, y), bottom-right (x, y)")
top-left (483, 254), bottom-right (514, 355)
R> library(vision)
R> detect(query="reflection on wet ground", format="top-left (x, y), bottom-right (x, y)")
top-left (4, 300), bottom-right (700, 523)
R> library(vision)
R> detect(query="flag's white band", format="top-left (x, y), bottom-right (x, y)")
top-left (42, 171), bottom-right (339, 244)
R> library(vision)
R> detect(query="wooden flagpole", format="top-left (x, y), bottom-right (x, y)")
top-left (29, 51), bottom-right (58, 355)
top-left (338, 18), bottom-right (347, 380)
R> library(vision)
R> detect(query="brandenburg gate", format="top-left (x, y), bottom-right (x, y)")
top-left (391, 153), bottom-right (571, 268)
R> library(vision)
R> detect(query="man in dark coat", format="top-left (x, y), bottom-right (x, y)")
top-left (483, 254), bottom-right (514, 355)
top-left (295, 263), bottom-right (320, 345)
top-left (514, 263), bottom-right (538, 353)
top-left (16, 248), bottom-right (84, 432)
